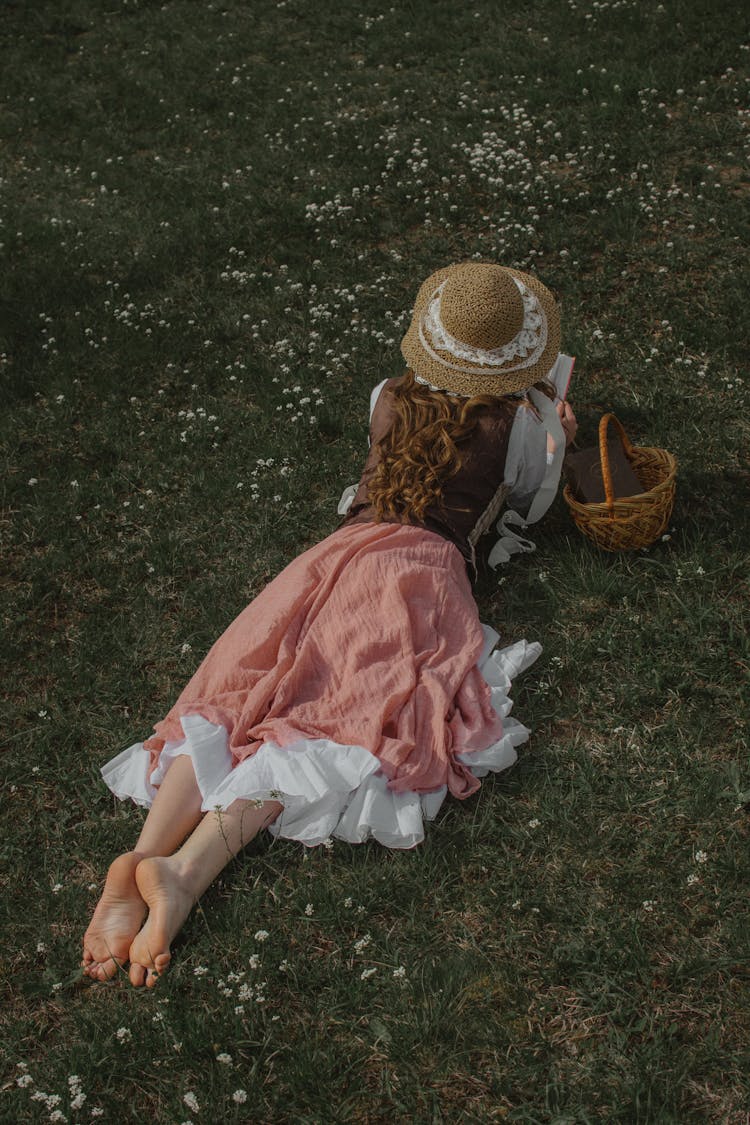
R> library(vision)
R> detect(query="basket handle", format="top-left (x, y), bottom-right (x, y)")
top-left (598, 413), bottom-right (634, 515)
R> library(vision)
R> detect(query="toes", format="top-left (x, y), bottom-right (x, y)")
top-left (129, 962), bottom-right (147, 988)
top-left (93, 959), bottom-right (119, 982)
top-left (145, 954), bottom-right (170, 988)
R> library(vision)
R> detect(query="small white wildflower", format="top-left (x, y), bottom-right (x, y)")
top-left (253, 929), bottom-right (270, 942)
top-left (16, 1074), bottom-right (33, 1088)
top-left (234, 1005), bottom-right (245, 1014)
top-left (696, 566), bottom-right (705, 576)
top-left (278, 959), bottom-right (290, 972)
top-left (90, 1109), bottom-right (104, 1118)
top-left (687, 873), bottom-right (700, 886)
top-left (232, 1090), bottom-right (248, 1104)
top-left (216, 1052), bottom-right (232, 1065)
top-left (304, 903), bottom-right (314, 916)
top-left (70, 479), bottom-right (79, 488)
top-left (695, 850), bottom-right (708, 863)
top-left (192, 965), bottom-right (208, 977)
top-left (180, 642), bottom-right (192, 654)
top-left (49, 1112), bottom-right (66, 1124)
top-left (51, 883), bottom-right (63, 894)
top-left (36, 941), bottom-right (47, 953)
top-left (360, 967), bottom-right (377, 980)
top-left (392, 966), bottom-right (406, 979)
top-left (511, 900), bottom-right (521, 910)
top-left (642, 900), bottom-right (656, 911)
top-left (528, 818), bottom-right (541, 829)
top-left (115, 1027), bottom-right (132, 1043)
top-left (354, 933), bottom-right (372, 954)
top-left (183, 1091), bottom-right (199, 1112)
top-left (343, 897), bottom-right (353, 908)
top-left (28, 477), bottom-right (39, 485)
top-left (70, 1092), bottom-right (86, 1110)
top-left (248, 954), bottom-right (260, 970)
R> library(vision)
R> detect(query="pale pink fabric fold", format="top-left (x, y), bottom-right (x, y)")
top-left (144, 522), bottom-right (505, 800)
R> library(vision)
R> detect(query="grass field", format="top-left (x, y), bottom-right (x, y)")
top-left (2, 0), bottom-right (749, 1121)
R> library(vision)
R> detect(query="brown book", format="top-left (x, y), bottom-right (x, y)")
top-left (564, 439), bottom-right (643, 504)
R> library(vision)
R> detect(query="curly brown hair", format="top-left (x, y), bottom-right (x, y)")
top-left (367, 370), bottom-right (553, 523)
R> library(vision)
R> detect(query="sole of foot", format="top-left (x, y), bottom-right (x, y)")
top-left (82, 852), bottom-right (148, 982)
top-left (127, 856), bottom-right (196, 988)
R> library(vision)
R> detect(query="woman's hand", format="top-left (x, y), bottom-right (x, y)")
top-left (557, 400), bottom-right (578, 446)
top-left (547, 400), bottom-right (578, 455)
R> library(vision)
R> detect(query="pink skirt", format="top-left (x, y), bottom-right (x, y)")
top-left (101, 522), bottom-right (541, 848)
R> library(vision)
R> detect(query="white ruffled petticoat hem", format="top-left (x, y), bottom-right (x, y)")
top-left (101, 627), bottom-right (541, 850)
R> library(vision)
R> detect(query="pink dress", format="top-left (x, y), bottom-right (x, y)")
top-left (100, 377), bottom-right (568, 849)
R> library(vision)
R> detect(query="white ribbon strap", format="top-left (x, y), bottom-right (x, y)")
top-left (488, 388), bottom-right (565, 570)
top-left (337, 484), bottom-right (357, 516)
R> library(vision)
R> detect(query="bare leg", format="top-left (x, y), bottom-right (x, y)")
top-left (128, 798), bottom-right (283, 987)
top-left (82, 756), bottom-right (205, 981)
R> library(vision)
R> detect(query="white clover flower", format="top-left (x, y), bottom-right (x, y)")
top-left (686, 873), bottom-right (700, 886)
top-left (304, 903), bottom-right (314, 916)
top-left (695, 850), bottom-right (708, 863)
top-left (360, 967), bottom-right (377, 980)
top-left (392, 966), bottom-right (406, 979)
top-left (183, 1091), bottom-right (199, 1112)
top-left (343, 897), bottom-right (353, 908)
top-left (216, 1052), bottom-right (232, 1065)
top-left (253, 930), bottom-right (270, 942)
top-left (180, 642), bottom-right (192, 654)
top-left (192, 965), bottom-right (208, 976)
top-left (528, 819), bottom-right (541, 829)
top-left (70, 1092), bottom-right (86, 1110)
top-left (232, 1090), bottom-right (248, 1104)
top-left (115, 1027), bottom-right (132, 1043)
top-left (354, 933), bottom-right (372, 953)
top-left (16, 1074), bottom-right (33, 1088)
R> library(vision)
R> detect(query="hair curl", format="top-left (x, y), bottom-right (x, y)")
top-left (367, 370), bottom-right (554, 523)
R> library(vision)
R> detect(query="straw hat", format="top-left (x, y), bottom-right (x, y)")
top-left (400, 261), bottom-right (561, 397)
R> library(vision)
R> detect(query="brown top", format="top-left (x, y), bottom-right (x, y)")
top-left (343, 377), bottom-right (519, 577)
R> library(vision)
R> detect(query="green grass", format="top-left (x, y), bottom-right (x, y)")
top-left (2, 0), bottom-right (749, 1120)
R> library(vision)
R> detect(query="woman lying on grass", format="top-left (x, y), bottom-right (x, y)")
top-left (82, 261), bottom-right (577, 987)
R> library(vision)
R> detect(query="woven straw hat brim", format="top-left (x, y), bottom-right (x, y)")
top-left (400, 263), bottom-right (561, 397)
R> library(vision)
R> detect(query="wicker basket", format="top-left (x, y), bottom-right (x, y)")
top-left (563, 413), bottom-right (677, 551)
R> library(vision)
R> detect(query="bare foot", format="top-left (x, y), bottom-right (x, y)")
top-left (127, 857), bottom-right (196, 987)
top-left (82, 852), bottom-right (147, 982)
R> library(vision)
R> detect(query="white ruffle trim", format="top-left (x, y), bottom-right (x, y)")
top-left (100, 627), bottom-right (542, 850)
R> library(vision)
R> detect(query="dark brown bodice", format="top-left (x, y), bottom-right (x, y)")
top-left (343, 377), bottom-right (519, 575)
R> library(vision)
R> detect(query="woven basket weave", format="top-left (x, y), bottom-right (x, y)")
top-left (563, 414), bottom-right (677, 551)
